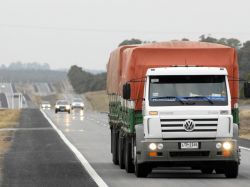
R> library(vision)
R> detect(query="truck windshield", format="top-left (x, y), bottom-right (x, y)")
top-left (149, 75), bottom-right (228, 106)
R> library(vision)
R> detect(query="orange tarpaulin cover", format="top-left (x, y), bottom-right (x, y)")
top-left (107, 42), bottom-right (239, 111)
top-left (106, 45), bottom-right (136, 95)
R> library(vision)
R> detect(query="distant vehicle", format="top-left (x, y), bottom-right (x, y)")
top-left (71, 98), bottom-right (84, 110)
top-left (55, 100), bottom-right (71, 114)
top-left (40, 101), bottom-right (51, 109)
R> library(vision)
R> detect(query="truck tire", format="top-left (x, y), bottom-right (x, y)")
top-left (215, 168), bottom-right (224, 174)
top-left (201, 168), bottom-right (214, 174)
top-left (112, 129), bottom-right (119, 165)
top-left (55, 109), bottom-right (58, 113)
top-left (124, 136), bottom-right (134, 173)
top-left (135, 157), bottom-right (151, 177)
top-left (110, 128), bottom-right (113, 153)
top-left (118, 132), bottom-right (125, 169)
top-left (224, 162), bottom-right (238, 178)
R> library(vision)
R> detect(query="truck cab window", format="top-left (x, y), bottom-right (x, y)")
top-left (149, 75), bottom-right (228, 106)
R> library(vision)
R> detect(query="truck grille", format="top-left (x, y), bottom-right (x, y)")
top-left (160, 118), bottom-right (218, 138)
top-left (170, 151), bottom-right (210, 157)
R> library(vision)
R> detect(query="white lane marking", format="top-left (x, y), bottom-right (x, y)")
top-left (40, 109), bottom-right (108, 187)
top-left (239, 146), bottom-right (250, 151)
top-left (0, 127), bottom-right (52, 131)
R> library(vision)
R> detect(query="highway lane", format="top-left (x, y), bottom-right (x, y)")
top-left (0, 83), bottom-right (24, 109)
top-left (0, 83), bottom-right (12, 108)
top-left (35, 83), bottom-right (52, 96)
top-left (1, 109), bottom-right (98, 187)
top-left (0, 93), bottom-right (8, 108)
top-left (43, 109), bottom-right (250, 187)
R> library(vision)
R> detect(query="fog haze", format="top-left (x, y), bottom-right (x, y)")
top-left (0, 0), bottom-right (249, 70)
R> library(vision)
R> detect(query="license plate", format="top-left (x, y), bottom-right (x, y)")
top-left (180, 142), bottom-right (199, 149)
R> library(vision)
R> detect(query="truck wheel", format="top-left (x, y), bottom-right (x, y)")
top-left (135, 157), bottom-right (151, 177)
top-left (68, 110), bottom-right (70, 114)
top-left (112, 129), bottom-right (119, 165)
top-left (124, 136), bottom-right (134, 173)
top-left (110, 128), bottom-right (113, 153)
top-left (215, 168), bottom-right (224, 174)
top-left (224, 162), bottom-right (238, 178)
top-left (118, 132), bottom-right (125, 169)
top-left (201, 168), bottom-right (214, 174)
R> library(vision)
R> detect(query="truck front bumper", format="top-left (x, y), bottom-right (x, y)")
top-left (137, 138), bottom-right (240, 167)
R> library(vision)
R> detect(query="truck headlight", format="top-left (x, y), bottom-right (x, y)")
top-left (66, 105), bottom-right (70, 110)
top-left (149, 143), bottom-right (157, 150)
top-left (223, 142), bottom-right (232, 150)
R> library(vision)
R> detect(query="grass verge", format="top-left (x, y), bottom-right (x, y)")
top-left (0, 110), bottom-right (21, 168)
top-left (85, 90), bottom-right (108, 112)
top-left (31, 94), bottom-right (60, 107)
top-left (240, 109), bottom-right (250, 139)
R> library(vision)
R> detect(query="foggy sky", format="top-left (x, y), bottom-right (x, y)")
top-left (0, 0), bottom-right (249, 70)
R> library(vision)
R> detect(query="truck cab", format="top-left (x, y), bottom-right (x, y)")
top-left (135, 66), bottom-right (239, 177)
top-left (107, 41), bottom-right (243, 179)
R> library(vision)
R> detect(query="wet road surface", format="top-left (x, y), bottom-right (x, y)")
top-left (1, 109), bottom-right (98, 187)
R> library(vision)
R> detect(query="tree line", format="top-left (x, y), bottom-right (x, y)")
top-left (120, 36), bottom-right (250, 79)
top-left (1, 62), bottom-right (50, 70)
top-left (67, 65), bottom-right (106, 93)
top-left (68, 35), bottom-right (250, 93)
top-left (0, 69), bottom-right (66, 83)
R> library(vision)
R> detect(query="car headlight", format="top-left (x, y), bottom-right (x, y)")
top-left (55, 105), bottom-right (59, 109)
top-left (66, 105), bottom-right (70, 110)
top-left (80, 103), bottom-right (84, 107)
top-left (223, 142), bottom-right (232, 150)
top-left (149, 143), bottom-right (157, 150)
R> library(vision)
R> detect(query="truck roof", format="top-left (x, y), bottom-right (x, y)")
top-left (137, 41), bottom-right (231, 49)
top-left (146, 67), bottom-right (228, 76)
top-left (106, 45), bottom-right (137, 95)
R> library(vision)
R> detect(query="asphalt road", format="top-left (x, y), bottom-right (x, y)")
top-left (0, 93), bottom-right (8, 108)
top-left (35, 83), bottom-right (52, 96)
top-left (43, 109), bottom-right (250, 187)
top-left (1, 109), bottom-right (98, 187)
top-left (0, 83), bottom-right (12, 108)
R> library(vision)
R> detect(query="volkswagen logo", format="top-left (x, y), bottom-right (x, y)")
top-left (183, 119), bottom-right (195, 132)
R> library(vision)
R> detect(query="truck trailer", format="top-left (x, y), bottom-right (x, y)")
top-left (106, 41), bottom-right (242, 178)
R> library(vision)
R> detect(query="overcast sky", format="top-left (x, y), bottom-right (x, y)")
top-left (0, 0), bottom-right (249, 70)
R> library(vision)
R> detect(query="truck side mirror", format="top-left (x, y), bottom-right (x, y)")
top-left (244, 82), bottom-right (250, 98)
top-left (123, 83), bottom-right (131, 100)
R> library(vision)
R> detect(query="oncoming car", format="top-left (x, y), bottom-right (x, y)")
top-left (40, 101), bottom-right (51, 109)
top-left (71, 98), bottom-right (84, 110)
top-left (55, 100), bottom-right (71, 114)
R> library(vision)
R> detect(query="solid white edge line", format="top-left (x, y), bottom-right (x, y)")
top-left (239, 146), bottom-right (250, 151)
top-left (40, 109), bottom-right (108, 187)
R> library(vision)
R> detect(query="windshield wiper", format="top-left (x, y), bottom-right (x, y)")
top-left (151, 96), bottom-right (185, 105)
top-left (185, 96), bottom-right (214, 105)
